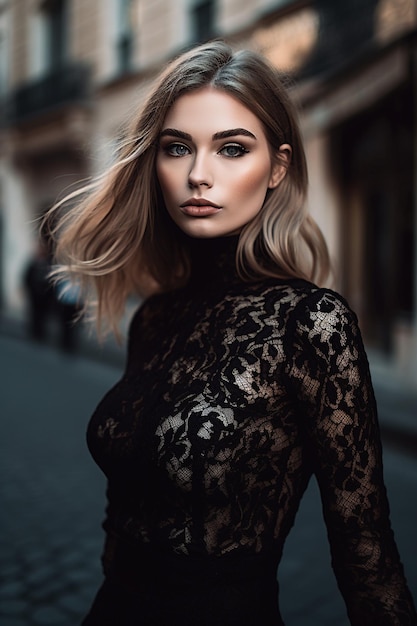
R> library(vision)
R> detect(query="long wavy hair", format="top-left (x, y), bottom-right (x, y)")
top-left (46, 40), bottom-right (330, 335)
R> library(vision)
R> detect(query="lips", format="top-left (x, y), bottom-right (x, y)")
top-left (180, 198), bottom-right (222, 217)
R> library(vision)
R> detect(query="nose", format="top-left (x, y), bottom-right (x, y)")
top-left (188, 152), bottom-right (213, 188)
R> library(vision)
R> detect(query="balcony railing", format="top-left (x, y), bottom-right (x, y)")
top-left (8, 62), bottom-right (91, 125)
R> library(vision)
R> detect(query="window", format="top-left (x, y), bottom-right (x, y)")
top-left (0, 3), bottom-right (9, 95)
top-left (36, 0), bottom-right (68, 74)
top-left (116, 0), bottom-right (134, 74)
top-left (0, 30), bottom-right (7, 97)
top-left (191, 0), bottom-right (216, 43)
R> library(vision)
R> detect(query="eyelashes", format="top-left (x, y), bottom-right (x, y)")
top-left (219, 144), bottom-right (249, 158)
top-left (164, 143), bottom-right (190, 157)
top-left (161, 142), bottom-right (249, 158)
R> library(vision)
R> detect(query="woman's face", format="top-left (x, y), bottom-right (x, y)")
top-left (156, 86), bottom-right (289, 238)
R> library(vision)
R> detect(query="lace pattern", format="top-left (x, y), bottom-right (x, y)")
top-left (87, 243), bottom-right (416, 624)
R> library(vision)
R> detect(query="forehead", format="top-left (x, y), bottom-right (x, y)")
top-left (162, 86), bottom-right (265, 137)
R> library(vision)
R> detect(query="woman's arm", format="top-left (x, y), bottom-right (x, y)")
top-left (287, 289), bottom-right (417, 625)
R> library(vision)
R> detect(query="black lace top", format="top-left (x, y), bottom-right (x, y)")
top-left (87, 236), bottom-right (416, 625)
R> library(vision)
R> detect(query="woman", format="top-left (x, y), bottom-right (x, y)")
top-left (48, 41), bottom-right (416, 625)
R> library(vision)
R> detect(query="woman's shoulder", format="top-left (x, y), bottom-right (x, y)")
top-left (257, 278), bottom-right (351, 312)
top-left (274, 281), bottom-right (362, 358)
top-left (257, 279), bottom-right (358, 335)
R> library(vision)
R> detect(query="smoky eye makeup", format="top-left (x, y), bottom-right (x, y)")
top-left (218, 143), bottom-right (249, 157)
top-left (164, 143), bottom-right (191, 157)
top-left (158, 127), bottom-right (256, 158)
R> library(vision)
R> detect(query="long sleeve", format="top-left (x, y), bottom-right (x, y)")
top-left (287, 289), bottom-right (417, 625)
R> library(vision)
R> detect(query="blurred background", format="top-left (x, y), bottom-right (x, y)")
top-left (0, 1), bottom-right (417, 625)
top-left (1, 0), bottom-right (417, 376)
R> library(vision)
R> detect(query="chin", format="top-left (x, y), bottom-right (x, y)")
top-left (177, 220), bottom-right (234, 239)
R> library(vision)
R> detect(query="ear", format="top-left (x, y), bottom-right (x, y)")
top-left (268, 143), bottom-right (292, 189)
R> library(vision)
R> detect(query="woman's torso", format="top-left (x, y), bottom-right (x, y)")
top-left (87, 277), bottom-right (319, 561)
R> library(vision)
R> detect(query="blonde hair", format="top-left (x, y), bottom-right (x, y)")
top-left (46, 40), bottom-right (330, 335)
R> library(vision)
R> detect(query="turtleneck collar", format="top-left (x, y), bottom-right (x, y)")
top-left (186, 234), bottom-right (241, 288)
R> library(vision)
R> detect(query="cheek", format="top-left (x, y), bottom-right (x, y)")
top-left (156, 162), bottom-right (170, 197)
top-left (156, 160), bottom-right (181, 199)
top-left (233, 163), bottom-right (272, 206)
top-left (156, 163), bottom-right (183, 226)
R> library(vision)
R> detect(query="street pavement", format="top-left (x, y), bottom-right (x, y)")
top-left (1, 332), bottom-right (416, 625)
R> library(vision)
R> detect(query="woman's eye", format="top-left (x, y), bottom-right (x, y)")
top-left (165, 143), bottom-right (190, 157)
top-left (219, 144), bottom-right (249, 158)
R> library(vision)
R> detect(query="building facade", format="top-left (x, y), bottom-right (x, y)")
top-left (1, 0), bottom-right (417, 382)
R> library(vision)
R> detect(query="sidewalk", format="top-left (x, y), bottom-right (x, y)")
top-left (367, 349), bottom-right (417, 446)
top-left (0, 309), bottom-right (127, 368)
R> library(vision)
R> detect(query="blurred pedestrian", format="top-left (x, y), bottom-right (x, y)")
top-left (23, 239), bottom-right (54, 342)
top-left (46, 41), bottom-right (417, 625)
top-left (55, 277), bottom-right (82, 352)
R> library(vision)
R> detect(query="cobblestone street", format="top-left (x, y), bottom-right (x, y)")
top-left (0, 335), bottom-right (116, 626)
top-left (1, 333), bottom-right (416, 625)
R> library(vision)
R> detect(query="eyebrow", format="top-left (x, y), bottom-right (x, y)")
top-left (159, 128), bottom-right (257, 141)
top-left (213, 128), bottom-right (257, 140)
